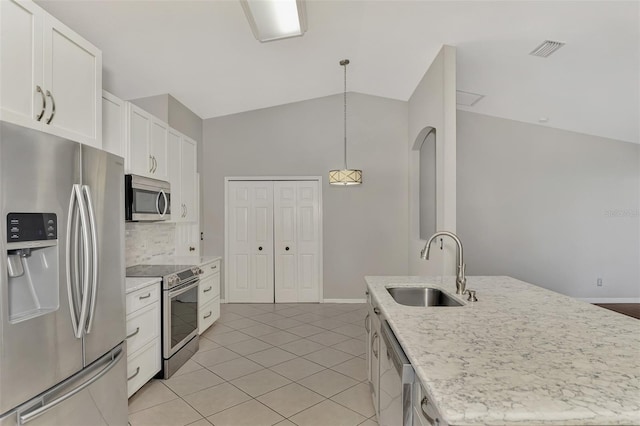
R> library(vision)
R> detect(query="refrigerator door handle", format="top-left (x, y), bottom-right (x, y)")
top-left (75, 184), bottom-right (92, 338)
top-left (65, 186), bottom-right (81, 338)
top-left (17, 345), bottom-right (125, 425)
top-left (82, 185), bottom-right (99, 334)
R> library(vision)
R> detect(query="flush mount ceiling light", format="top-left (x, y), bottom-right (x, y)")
top-left (329, 59), bottom-right (362, 186)
top-left (240, 0), bottom-right (307, 42)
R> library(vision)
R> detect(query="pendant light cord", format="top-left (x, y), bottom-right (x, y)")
top-left (343, 60), bottom-right (348, 170)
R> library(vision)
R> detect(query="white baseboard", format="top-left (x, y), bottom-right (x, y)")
top-left (578, 297), bottom-right (640, 303)
top-left (323, 298), bottom-right (367, 304)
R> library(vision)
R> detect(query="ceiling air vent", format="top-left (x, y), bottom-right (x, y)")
top-left (456, 90), bottom-right (484, 107)
top-left (529, 40), bottom-right (565, 58)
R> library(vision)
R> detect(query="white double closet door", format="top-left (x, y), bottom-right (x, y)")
top-left (227, 180), bottom-right (321, 303)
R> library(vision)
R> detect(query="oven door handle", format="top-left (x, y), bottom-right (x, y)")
top-left (167, 280), bottom-right (199, 298)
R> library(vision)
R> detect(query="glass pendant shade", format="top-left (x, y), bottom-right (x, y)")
top-left (329, 169), bottom-right (363, 185)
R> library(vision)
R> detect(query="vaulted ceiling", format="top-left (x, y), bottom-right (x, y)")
top-left (37, 0), bottom-right (639, 143)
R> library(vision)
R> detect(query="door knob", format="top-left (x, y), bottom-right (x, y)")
top-left (258, 246), bottom-right (263, 251)
top-left (285, 247), bottom-right (290, 251)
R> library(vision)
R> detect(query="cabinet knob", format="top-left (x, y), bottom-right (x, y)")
top-left (189, 246), bottom-right (195, 252)
top-left (285, 247), bottom-right (290, 251)
top-left (258, 246), bottom-right (263, 251)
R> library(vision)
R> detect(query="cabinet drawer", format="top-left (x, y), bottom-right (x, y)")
top-left (126, 284), bottom-right (160, 315)
top-left (199, 259), bottom-right (220, 279)
top-left (127, 338), bottom-right (160, 398)
top-left (126, 302), bottom-right (160, 355)
top-left (198, 296), bottom-right (219, 334)
top-left (199, 274), bottom-right (219, 305)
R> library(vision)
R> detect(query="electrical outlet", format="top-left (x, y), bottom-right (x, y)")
top-left (597, 278), bottom-right (603, 287)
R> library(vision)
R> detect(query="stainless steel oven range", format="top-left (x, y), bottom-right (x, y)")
top-left (126, 264), bottom-right (202, 379)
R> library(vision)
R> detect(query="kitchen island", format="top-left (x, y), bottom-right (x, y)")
top-left (365, 276), bottom-right (640, 425)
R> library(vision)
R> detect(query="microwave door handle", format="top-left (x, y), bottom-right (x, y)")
top-left (161, 190), bottom-right (168, 216)
top-left (65, 186), bottom-right (81, 338)
top-left (82, 185), bottom-right (99, 334)
top-left (74, 184), bottom-right (91, 337)
top-left (155, 191), bottom-right (163, 217)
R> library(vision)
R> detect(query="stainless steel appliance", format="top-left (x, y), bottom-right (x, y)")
top-left (126, 264), bottom-right (200, 378)
top-left (0, 121), bottom-right (127, 425)
top-left (379, 320), bottom-right (414, 426)
top-left (125, 174), bottom-right (171, 222)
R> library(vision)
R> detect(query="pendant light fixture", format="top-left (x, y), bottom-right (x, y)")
top-left (329, 59), bottom-right (362, 186)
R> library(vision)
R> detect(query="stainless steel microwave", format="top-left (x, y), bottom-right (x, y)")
top-left (125, 174), bottom-right (171, 221)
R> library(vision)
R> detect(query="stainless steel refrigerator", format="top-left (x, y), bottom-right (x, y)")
top-left (0, 121), bottom-right (127, 425)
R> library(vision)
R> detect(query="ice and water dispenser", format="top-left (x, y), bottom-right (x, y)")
top-left (6, 213), bottom-right (59, 323)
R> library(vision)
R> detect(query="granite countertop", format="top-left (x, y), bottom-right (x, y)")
top-left (365, 276), bottom-right (640, 425)
top-left (147, 255), bottom-right (221, 266)
top-left (125, 277), bottom-right (162, 294)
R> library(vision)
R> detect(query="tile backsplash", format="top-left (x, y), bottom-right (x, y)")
top-left (125, 222), bottom-right (175, 267)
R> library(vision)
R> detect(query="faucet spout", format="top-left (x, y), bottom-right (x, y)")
top-left (420, 231), bottom-right (467, 295)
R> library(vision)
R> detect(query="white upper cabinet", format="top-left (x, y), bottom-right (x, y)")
top-left (0, 0), bottom-right (102, 148)
top-left (150, 117), bottom-right (168, 179)
top-left (102, 90), bottom-right (126, 157)
top-left (127, 103), bottom-right (152, 175)
top-left (167, 129), bottom-right (198, 223)
top-left (167, 129), bottom-right (181, 221)
top-left (180, 136), bottom-right (197, 222)
top-left (126, 103), bottom-right (169, 180)
top-left (0, 0), bottom-right (43, 129)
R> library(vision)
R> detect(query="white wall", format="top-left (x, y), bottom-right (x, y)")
top-left (202, 93), bottom-right (409, 300)
top-left (457, 111), bottom-right (640, 301)
top-left (408, 45), bottom-right (457, 276)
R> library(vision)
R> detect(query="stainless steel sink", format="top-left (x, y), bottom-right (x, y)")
top-left (386, 287), bottom-right (463, 307)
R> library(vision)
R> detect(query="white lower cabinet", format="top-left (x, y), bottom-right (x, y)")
top-left (126, 281), bottom-right (161, 398)
top-left (367, 294), bottom-right (382, 417)
top-left (198, 258), bottom-right (221, 334)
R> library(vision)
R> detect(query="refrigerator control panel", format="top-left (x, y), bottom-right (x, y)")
top-left (6, 213), bottom-right (57, 242)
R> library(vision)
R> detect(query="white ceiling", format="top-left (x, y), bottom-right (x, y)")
top-left (37, 0), bottom-right (639, 143)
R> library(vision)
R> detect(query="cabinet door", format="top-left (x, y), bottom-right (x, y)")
top-left (369, 305), bottom-right (381, 416)
top-left (102, 90), bottom-right (125, 157)
top-left (150, 117), bottom-right (168, 179)
top-left (42, 14), bottom-right (101, 147)
top-left (180, 136), bottom-right (197, 222)
top-left (167, 129), bottom-right (181, 222)
top-left (0, 0), bottom-right (44, 130)
top-left (127, 103), bottom-right (152, 175)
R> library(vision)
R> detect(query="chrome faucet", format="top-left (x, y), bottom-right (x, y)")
top-left (420, 231), bottom-right (467, 295)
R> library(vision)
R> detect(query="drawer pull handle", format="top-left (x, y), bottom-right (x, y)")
top-left (203, 311), bottom-right (212, 319)
top-left (127, 367), bottom-right (140, 381)
top-left (364, 313), bottom-right (370, 333)
top-left (211, 265), bottom-right (217, 270)
top-left (203, 286), bottom-right (213, 293)
top-left (139, 293), bottom-right (151, 300)
top-left (126, 327), bottom-right (140, 339)
top-left (420, 397), bottom-right (438, 425)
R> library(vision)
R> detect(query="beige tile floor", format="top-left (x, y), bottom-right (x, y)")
top-left (128, 303), bottom-right (378, 426)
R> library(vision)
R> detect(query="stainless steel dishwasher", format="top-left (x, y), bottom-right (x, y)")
top-left (379, 320), bottom-right (414, 426)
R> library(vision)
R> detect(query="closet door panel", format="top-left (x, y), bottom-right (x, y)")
top-left (296, 182), bottom-right (320, 302)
